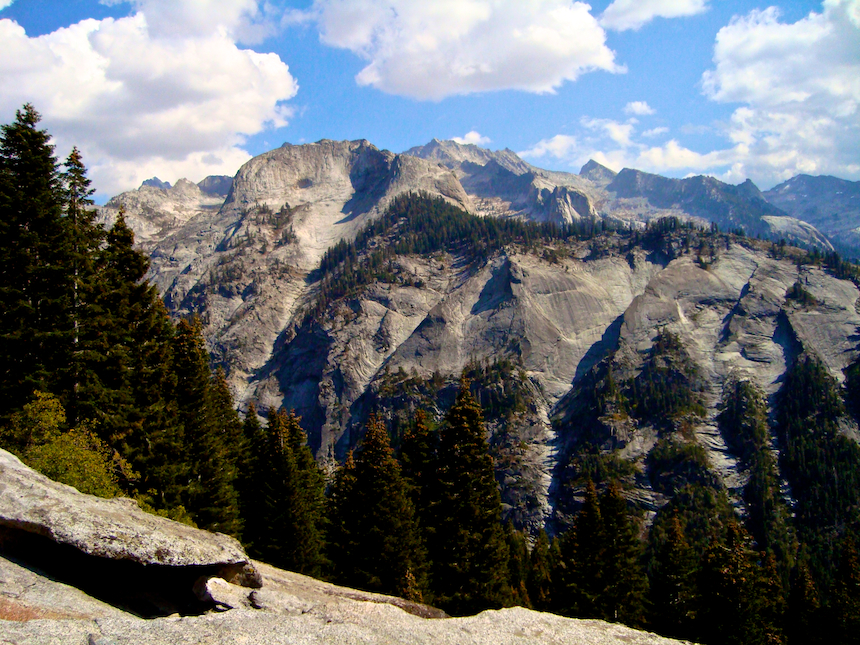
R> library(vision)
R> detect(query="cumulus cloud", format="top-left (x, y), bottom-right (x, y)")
top-left (0, 1), bottom-right (15, 10)
top-left (519, 134), bottom-right (579, 160)
top-left (103, 0), bottom-right (277, 42)
top-left (701, 0), bottom-right (860, 184)
top-left (452, 131), bottom-right (491, 146)
top-left (524, 0), bottom-right (860, 187)
top-left (302, 0), bottom-right (622, 100)
top-left (624, 101), bottom-right (655, 116)
top-left (601, 0), bottom-right (708, 31)
top-left (0, 1), bottom-right (298, 195)
top-left (582, 117), bottom-right (637, 147)
top-left (520, 110), bottom-right (730, 179)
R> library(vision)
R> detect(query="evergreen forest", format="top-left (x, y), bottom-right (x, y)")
top-left (4, 106), bottom-right (860, 644)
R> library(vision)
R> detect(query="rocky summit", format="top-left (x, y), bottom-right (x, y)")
top-left (0, 449), bottom-right (690, 645)
top-left (100, 138), bottom-right (860, 532)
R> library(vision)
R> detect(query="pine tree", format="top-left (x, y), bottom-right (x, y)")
top-left (236, 403), bottom-right (266, 550)
top-left (327, 449), bottom-right (358, 581)
top-left (505, 521), bottom-right (532, 608)
top-left (209, 367), bottom-right (245, 470)
top-left (600, 482), bottom-right (647, 625)
top-left (400, 408), bottom-right (437, 524)
top-left (696, 521), bottom-right (768, 645)
top-left (831, 537), bottom-right (860, 645)
top-left (786, 560), bottom-right (822, 645)
top-left (527, 529), bottom-right (554, 611)
top-left (171, 317), bottom-right (241, 537)
top-left (648, 515), bottom-right (697, 638)
top-left (328, 415), bottom-right (427, 599)
top-left (426, 381), bottom-right (511, 615)
top-left (0, 104), bottom-right (71, 419)
top-left (248, 408), bottom-right (327, 574)
top-left (57, 146), bottom-right (104, 422)
top-left (555, 480), bottom-right (605, 618)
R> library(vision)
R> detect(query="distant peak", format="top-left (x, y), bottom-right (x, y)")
top-left (579, 159), bottom-right (617, 186)
top-left (141, 177), bottom-right (171, 190)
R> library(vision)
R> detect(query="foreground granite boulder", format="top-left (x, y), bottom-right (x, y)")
top-left (0, 449), bottom-right (256, 575)
top-left (0, 448), bottom-right (259, 616)
top-left (0, 449), bottom-right (692, 643)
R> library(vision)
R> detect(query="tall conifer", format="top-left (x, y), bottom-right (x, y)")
top-left (328, 415), bottom-right (427, 599)
top-left (172, 317), bottom-right (241, 537)
top-left (600, 483), bottom-right (647, 625)
top-left (0, 105), bottom-right (70, 418)
top-left (426, 381), bottom-right (511, 615)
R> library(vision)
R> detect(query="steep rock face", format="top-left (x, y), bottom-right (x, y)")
top-left (551, 242), bottom-right (860, 520)
top-left (98, 177), bottom-right (227, 252)
top-left (198, 174), bottom-right (233, 197)
top-left (764, 174), bottom-right (860, 257)
top-left (579, 159), bottom-right (617, 187)
top-left (405, 140), bottom-right (599, 224)
top-left (405, 138), bottom-right (531, 175)
top-left (141, 140), bottom-right (469, 398)
top-left (104, 139), bottom-right (853, 533)
top-left (606, 169), bottom-right (832, 249)
top-left (264, 234), bottom-right (860, 531)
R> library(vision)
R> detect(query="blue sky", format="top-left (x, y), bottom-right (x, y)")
top-left (1, 0), bottom-right (857, 201)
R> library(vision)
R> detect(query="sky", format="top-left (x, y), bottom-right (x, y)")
top-left (0, 0), bottom-right (858, 202)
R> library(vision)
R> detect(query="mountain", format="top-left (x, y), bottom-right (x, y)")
top-left (98, 176), bottom-right (229, 252)
top-left (764, 174), bottom-right (860, 258)
top-left (102, 139), bottom-right (860, 536)
top-left (405, 139), bottom-right (600, 223)
top-left (579, 159), bottom-right (617, 187)
top-left (604, 168), bottom-right (833, 250)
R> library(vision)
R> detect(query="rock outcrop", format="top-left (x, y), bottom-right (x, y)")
top-left (0, 451), bottom-right (691, 644)
top-left (764, 174), bottom-right (860, 257)
top-left (0, 448), bottom-right (260, 617)
top-left (98, 177), bottom-right (227, 252)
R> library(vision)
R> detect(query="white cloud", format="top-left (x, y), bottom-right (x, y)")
top-left (601, 0), bottom-right (708, 31)
top-left (101, 0), bottom-right (273, 42)
top-left (0, 0), bottom-right (15, 10)
top-left (452, 130), bottom-right (491, 146)
top-left (302, 0), bottom-right (622, 100)
top-left (702, 0), bottom-right (860, 184)
top-left (582, 117), bottom-right (637, 147)
top-left (524, 0), bottom-right (860, 187)
top-left (519, 134), bottom-right (579, 160)
top-left (624, 101), bottom-right (655, 116)
top-left (643, 127), bottom-right (669, 138)
top-left (0, 2), bottom-right (298, 195)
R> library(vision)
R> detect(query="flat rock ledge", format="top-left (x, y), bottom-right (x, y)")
top-left (0, 449), bottom-right (254, 574)
top-left (0, 559), bottom-right (694, 645)
top-left (0, 449), bottom-right (693, 644)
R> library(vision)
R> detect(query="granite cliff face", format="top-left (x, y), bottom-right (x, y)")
top-left (98, 176), bottom-right (231, 252)
top-left (764, 174), bottom-right (860, 258)
top-left (102, 139), bottom-right (860, 533)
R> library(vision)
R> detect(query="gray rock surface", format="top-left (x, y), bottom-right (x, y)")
top-left (764, 174), bottom-right (860, 256)
top-left (97, 178), bottom-right (226, 253)
top-left (0, 456), bottom-right (691, 644)
top-left (0, 449), bottom-right (255, 576)
top-left (101, 138), bottom-right (855, 532)
top-left (0, 559), bottom-right (692, 645)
